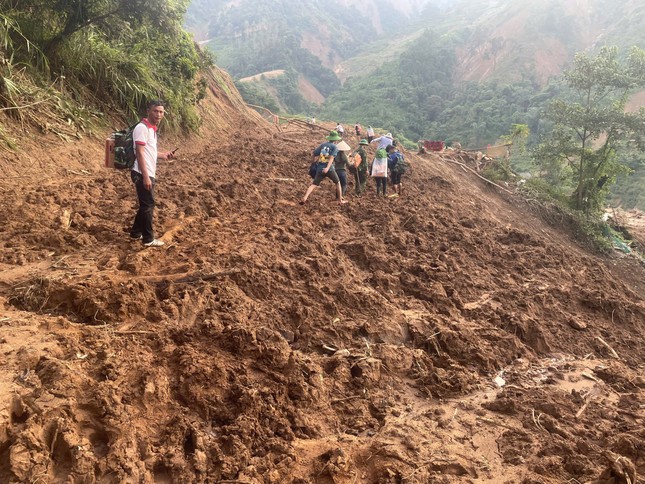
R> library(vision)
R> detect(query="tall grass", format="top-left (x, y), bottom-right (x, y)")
top-left (1, 2), bottom-right (209, 143)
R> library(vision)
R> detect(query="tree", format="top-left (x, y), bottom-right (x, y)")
top-left (501, 123), bottom-right (529, 156)
top-left (535, 46), bottom-right (645, 214)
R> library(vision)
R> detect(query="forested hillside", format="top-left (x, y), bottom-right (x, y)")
top-left (187, 0), bottom-right (644, 144)
top-left (184, 0), bottom-right (645, 209)
top-left (184, 0), bottom-right (450, 113)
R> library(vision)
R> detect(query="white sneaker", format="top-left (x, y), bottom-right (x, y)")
top-left (143, 239), bottom-right (165, 247)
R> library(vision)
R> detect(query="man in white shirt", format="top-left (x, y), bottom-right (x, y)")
top-left (129, 100), bottom-right (175, 247)
top-left (371, 132), bottom-right (394, 150)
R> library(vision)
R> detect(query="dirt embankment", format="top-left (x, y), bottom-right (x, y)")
top-left (0, 71), bottom-right (644, 483)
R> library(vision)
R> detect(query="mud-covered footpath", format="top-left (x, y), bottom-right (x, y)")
top-left (1, 110), bottom-right (644, 483)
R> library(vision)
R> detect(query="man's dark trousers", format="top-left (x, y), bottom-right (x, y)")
top-left (130, 170), bottom-right (156, 243)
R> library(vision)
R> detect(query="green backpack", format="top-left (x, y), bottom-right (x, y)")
top-left (391, 152), bottom-right (408, 174)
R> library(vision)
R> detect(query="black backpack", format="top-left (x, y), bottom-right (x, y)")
top-left (111, 123), bottom-right (138, 170)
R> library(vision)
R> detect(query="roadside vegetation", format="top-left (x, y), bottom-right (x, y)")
top-left (0, 0), bottom-right (211, 150)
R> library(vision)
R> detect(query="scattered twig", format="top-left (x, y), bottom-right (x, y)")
top-left (49, 422), bottom-right (59, 457)
top-left (476, 416), bottom-right (516, 431)
top-left (331, 395), bottom-right (362, 404)
top-left (51, 255), bottom-right (70, 268)
top-left (448, 408), bottom-right (459, 426)
top-left (114, 330), bottom-right (154, 335)
top-left (0, 99), bottom-right (50, 112)
top-left (581, 371), bottom-right (600, 382)
top-left (532, 409), bottom-right (545, 431)
top-left (595, 336), bottom-right (619, 359)
top-left (575, 400), bottom-right (591, 419)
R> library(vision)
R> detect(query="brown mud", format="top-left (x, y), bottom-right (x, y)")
top-left (0, 73), bottom-right (644, 483)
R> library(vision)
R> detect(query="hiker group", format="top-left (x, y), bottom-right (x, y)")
top-left (301, 127), bottom-right (408, 205)
top-left (118, 104), bottom-right (410, 247)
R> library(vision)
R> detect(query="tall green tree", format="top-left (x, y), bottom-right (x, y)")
top-left (535, 46), bottom-right (645, 214)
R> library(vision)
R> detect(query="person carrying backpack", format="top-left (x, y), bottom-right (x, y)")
top-left (301, 130), bottom-right (348, 205)
top-left (371, 148), bottom-right (388, 197)
top-left (386, 144), bottom-right (408, 196)
top-left (366, 125), bottom-right (375, 143)
top-left (352, 139), bottom-right (369, 196)
top-left (129, 100), bottom-right (176, 247)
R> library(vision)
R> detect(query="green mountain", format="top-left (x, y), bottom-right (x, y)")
top-left (185, 0), bottom-right (645, 208)
top-left (185, 0), bottom-right (450, 111)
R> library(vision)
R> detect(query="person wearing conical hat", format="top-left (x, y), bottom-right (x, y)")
top-left (301, 130), bottom-right (348, 205)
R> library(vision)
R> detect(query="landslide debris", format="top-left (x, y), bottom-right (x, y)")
top-left (0, 87), bottom-right (644, 483)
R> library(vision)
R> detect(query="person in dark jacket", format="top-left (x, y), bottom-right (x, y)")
top-left (301, 131), bottom-right (347, 205)
top-left (353, 139), bottom-right (369, 196)
top-left (386, 144), bottom-right (408, 196)
top-left (335, 140), bottom-right (351, 198)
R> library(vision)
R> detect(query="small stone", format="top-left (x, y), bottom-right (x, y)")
top-left (279, 329), bottom-right (295, 343)
top-left (568, 318), bottom-right (587, 330)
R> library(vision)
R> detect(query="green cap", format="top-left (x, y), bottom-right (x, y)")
top-left (359, 139), bottom-right (369, 145)
top-left (326, 130), bottom-right (342, 141)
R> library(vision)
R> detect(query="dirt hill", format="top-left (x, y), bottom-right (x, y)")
top-left (0, 68), bottom-right (644, 483)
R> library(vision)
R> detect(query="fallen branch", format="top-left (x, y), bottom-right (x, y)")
top-left (0, 99), bottom-right (50, 112)
top-left (575, 401), bottom-right (591, 419)
top-left (51, 255), bottom-right (71, 268)
top-left (440, 157), bottom-right (513, 194)
top-left (115, 330), bottom-right (154, 336)
top-left (280, 137), bottom-right (302, 144)
top-left (576, 385), bottom-right (603, 419)
top-left (581, 371), bottom-right (600, 382)
top-left (476, 417), bottom-right (516, 431)
top-left (331, 395), bottom-right (362, 403)
top-left (595, 336), bottom-right (619, 359)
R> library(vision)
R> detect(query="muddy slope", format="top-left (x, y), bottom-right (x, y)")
top-left (0, 83), bottom-right (644, 483)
